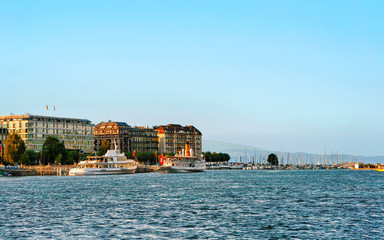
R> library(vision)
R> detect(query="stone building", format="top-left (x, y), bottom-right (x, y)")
top-left (130, 127), bottom-right (158, 153)
top-left (0, 115), bottom-right (94, 152)
top-left (154, 124), bottom-right (202, 157)
top-left (94, 121), bottom-right (132, 153)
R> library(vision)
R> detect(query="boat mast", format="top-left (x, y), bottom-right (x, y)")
top-left (281, 145), bottom-right (283, 166)
top-left (194, 128), bottom-right (196, 157)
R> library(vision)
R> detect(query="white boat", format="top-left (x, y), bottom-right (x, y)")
top-left (68, 149), bottom-right (137, 176)
top-left (218, 163), bottom-right (231, 170)
top-left (160, 155), bottom-right (206, 173)
top-left (230, 164), bottom-right (244, 170)
top-left (159, 142), bottom-right (206, 173)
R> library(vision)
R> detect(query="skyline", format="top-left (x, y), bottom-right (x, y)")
top-left (1, 1), bottom-right (383, 156)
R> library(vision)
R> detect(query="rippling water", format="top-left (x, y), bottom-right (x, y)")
top-left (1, 170), bottom-right (384, 239)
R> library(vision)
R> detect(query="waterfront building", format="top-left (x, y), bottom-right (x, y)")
top-left (130, 127), bottom-right (158, 153)
top-left (0, 115), bottom-right (94, 152)
top-left (154, 124), bottom-right (202, 157)
top-left (94, 121), bottom-right (132, 153)
top-left (0, 127), bottom-right (8, 162)
top-left (0, 127), bottom-right (7, 143)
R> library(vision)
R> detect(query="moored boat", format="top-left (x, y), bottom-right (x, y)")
top-left (69, 149), bottom-right (136, 176)
top-left (159, 142), bottom-right (206, 173)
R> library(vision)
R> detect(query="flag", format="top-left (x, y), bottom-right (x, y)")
top-left (159, 154), bottom-right (164, 166)
top-left (46, 105), bottom-right (48, 110)
top-left (54, 105), bottom-right (55, 111)
top-left (132, 150), bottom-right (136, 158)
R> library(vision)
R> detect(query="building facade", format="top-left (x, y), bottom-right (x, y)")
top-left (154, 124), bottom-right (202, 157)
top-left (0, 115), bottom-right (94, 152)
top-left (130, 127), bottom-right (159, 153)
top-left (94, 121), bottom-right (132, 153)
top-left (0, 127), bottom-right (7, 143)
top-left (0, 127), bottom-right (8, 162)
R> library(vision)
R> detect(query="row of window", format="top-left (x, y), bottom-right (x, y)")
top-left (26, 139), bottom-right (93, 145)
top-left (26, 128), bottom-right (91, 135)
top-left (25, 134), bottom-right (93, 140)
top-left (7, 121), bottom-right (92, 130)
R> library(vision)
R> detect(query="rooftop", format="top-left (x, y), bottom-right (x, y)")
top-left (0, 114), bottom-right (92, 123)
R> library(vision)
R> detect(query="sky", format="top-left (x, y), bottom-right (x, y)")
top-left (1, 1), bottom-right (383, 156)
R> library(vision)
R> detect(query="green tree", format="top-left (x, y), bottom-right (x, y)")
top-left (267, 153), bottom-right (279, 165)
top-left (139, 152), bottom-right (156, 165)
top-left (125, 152), bottom-right (135, 159)
top-left (55, 154), bottom-right (63, 164)
top-left (42, 136), bottom-right (67, 165)
top-left (205, 152), bottom-right (213, 162)
top-left (19, 154), bottom-right (31, 165)
top-left (204, 152), bottom-right (230, 163)
top-left (25, 150), bottom-right (39, 165)
top-left (97, 139), bottom-right (110, 156)
top-left (3, 133), bottom-right (26, 165)
top-left (67, 150), bottom-right (80, 164)
top-left (125, 152), bottom-right (157, 165)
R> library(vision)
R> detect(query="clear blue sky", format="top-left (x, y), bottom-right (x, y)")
top-left (1, 1), bottom-right (383, 155)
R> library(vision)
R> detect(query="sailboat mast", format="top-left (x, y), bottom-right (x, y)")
top-left (281, 145), bottom-right (283, 166)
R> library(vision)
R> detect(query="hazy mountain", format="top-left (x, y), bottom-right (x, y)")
top-left (203, 139), bottom-right (384, 164)
top-left (203, 139), bottom-right (266, 153)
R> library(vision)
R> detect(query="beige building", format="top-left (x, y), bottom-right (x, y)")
top-left (154, 124), bottom-right (202, 156)
top-left (0, 115), bottom-right (94, 152)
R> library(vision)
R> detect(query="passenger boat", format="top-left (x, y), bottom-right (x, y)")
top-left (68, 149), bottom-right (137, 176)
top-left (159, 142), bottom-right (206, 173)
top-left (376, 169), bottom-right (384, 172)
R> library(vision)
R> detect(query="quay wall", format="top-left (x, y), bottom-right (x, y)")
top-left (2, 164), bottom-right (160, 176)
top-left (21, 165), bottom-right (75, 176)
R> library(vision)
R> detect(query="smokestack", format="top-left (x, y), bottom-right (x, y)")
top-left (185, 141), bottom-right (190, 156)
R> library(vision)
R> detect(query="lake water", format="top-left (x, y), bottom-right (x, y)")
top-left (1, 170), bottom-right (383, 239)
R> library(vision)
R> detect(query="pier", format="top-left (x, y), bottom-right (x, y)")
top-left (0, 165), bottom-right (75, 176)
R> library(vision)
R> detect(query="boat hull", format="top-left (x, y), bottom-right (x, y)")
top-left (159, 166), bottom-right (205, 173)
top-left (68, 167), bottom-right (136, 176)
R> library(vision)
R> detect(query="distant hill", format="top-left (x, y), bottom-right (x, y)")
top-left (203, 139), bottom-right (266, 153)
top-left (203, 139), bottom-right (269, 162)
top-left (203, 139), bottom-right (384, 164)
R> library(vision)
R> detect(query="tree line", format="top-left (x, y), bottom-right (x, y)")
top-left (125, 152), bottom-right (158, 165)
top-left (2, 134), bottom-right (83, 165)
top-left (204, 152), bottom-right (231, 163)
